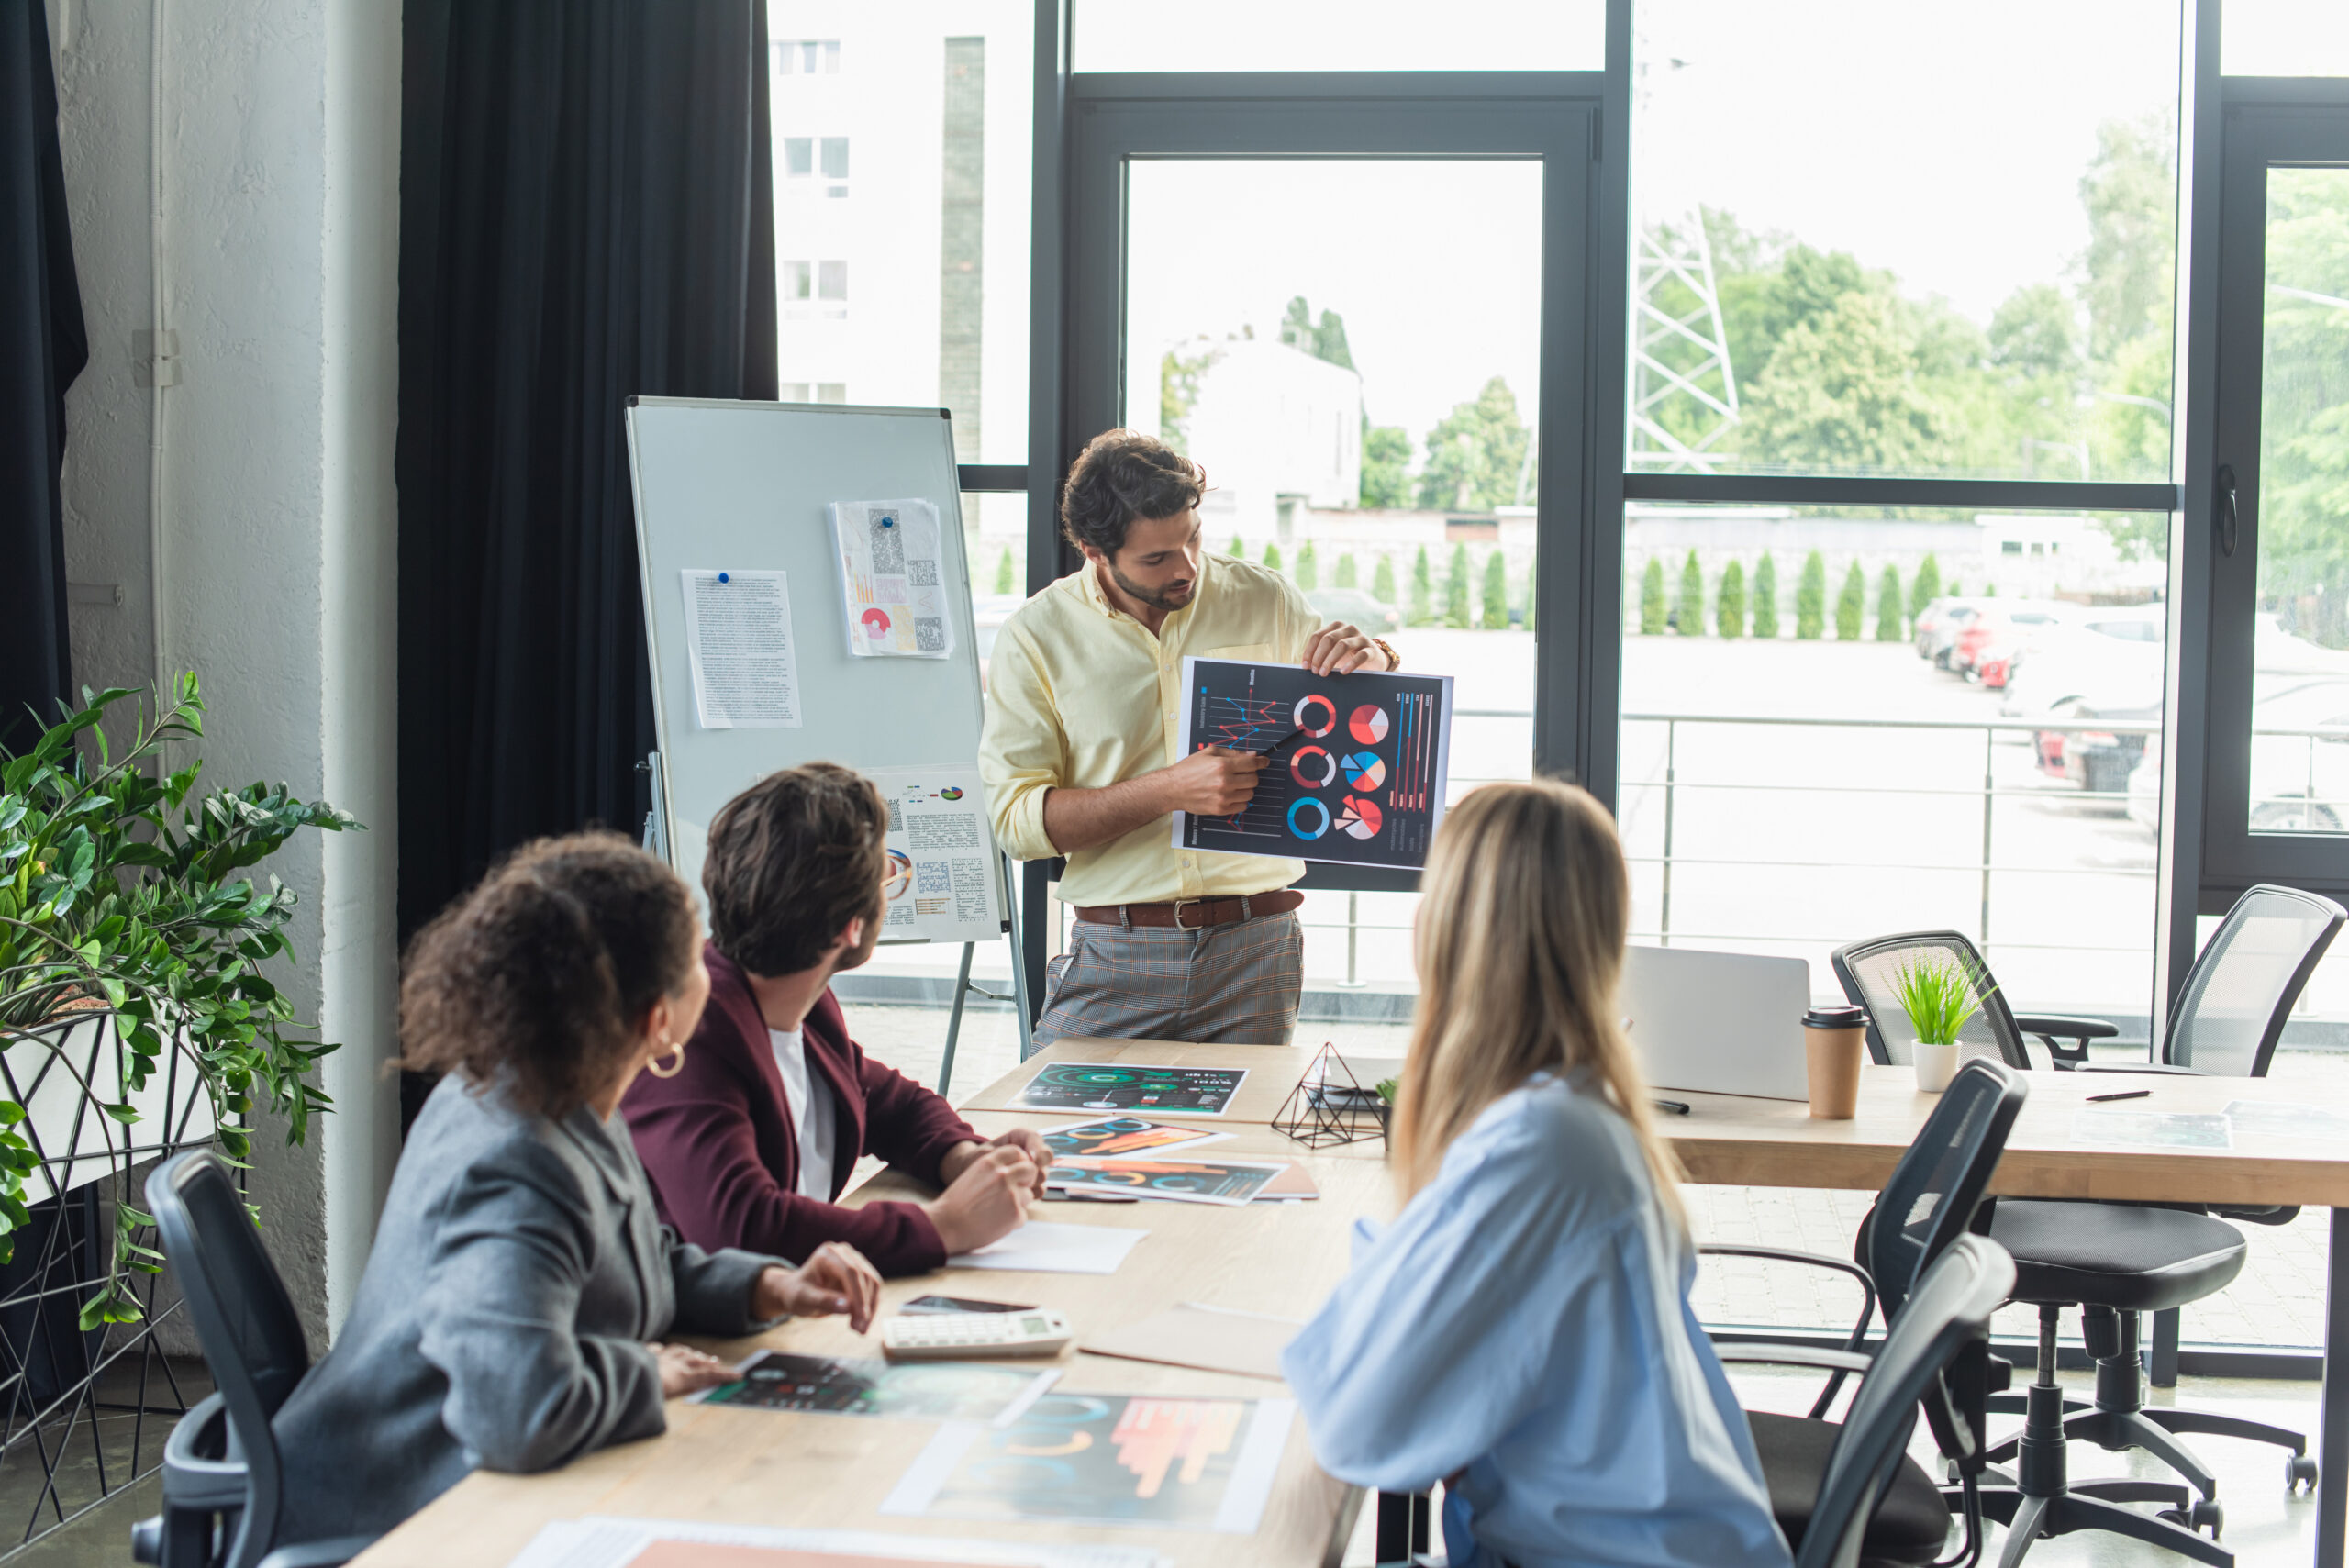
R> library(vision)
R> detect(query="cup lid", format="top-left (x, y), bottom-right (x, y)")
top-left (1803, 1005), bottom-right (1868, 1028)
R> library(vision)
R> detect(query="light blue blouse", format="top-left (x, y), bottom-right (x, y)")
top-left (1280, 1073), bottom-right (1792, 1568)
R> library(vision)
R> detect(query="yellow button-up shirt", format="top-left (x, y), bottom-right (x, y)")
top-left (980, 551), bottom-right (1322, 906)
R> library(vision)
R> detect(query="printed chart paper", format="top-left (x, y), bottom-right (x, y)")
top-left (828, 498), bottom-right (953, 659)
top-left (680, 570), bottom-right (804, 728)
top-left (1040, 1116), bottom-right (1231, 1161)
top-left (949, 1219), bottom-right (1149, 1274)
top-left (867, 766), bottom-right (1002, 943)
top-left (501, 1516), bottom-right (1171, 1568)
top-left (1044, 1156), bottom-right (1288, 1207)
top-left (882, 1396), bottom-right (1295, 1533)
top-left (1014, 1062), bottom-right (1247, 1117)
top-left (1173, 658), bottom-right (1453, 870)
top-left (694, 1351), bottom-right (1055, 1423)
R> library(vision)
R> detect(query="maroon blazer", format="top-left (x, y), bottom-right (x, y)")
top-left (622, 944), bottom-right (980, 1276)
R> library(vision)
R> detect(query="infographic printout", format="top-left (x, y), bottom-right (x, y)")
top-left (882, 1395), bottom-right (1295, 1533)
top-left (679, 569), bottom-right (804, 728)
top-left (827, 498), bottom-right (952, 659)
top-left (696, 1352), bottom-right (1055, 1423)
top-left (1172, 658), bottom-right (1454, 870)
top-left (1013, 1062), bottom-right (1246, 1117)
top-left (1039, 1116), bottom-right (1230, 1161)
top-left (866, 766), bottom-right (1002, 943)
top-left (1043, 1156), bottom-right (1287, 1207)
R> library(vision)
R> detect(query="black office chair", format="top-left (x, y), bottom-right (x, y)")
top-left (1708, 1058), bottom-right (2027, 1566)
top-left (129, 1151), bottom-right (374, 1568)
top-left (1789, 1234), bottom-right (2017, 1568)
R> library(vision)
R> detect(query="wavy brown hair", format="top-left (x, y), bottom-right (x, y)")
top-left (399, 832), bottom-right (698, 1119)
top-left (703, 762), bottom-right (888, 976)
top-left (1390, 780), bottom-right (1687, 1230)
top-left (1060, 428), bottom-right (1208, 559)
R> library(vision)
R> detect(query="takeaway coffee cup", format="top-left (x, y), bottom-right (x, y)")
top-left (1801, 1005), bottom-right (1868, 1119)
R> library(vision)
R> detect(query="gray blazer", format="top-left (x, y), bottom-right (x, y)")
top-left (273, 1073), bottom-right (783, 1543)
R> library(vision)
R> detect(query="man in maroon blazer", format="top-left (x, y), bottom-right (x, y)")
top-left (624, 763), bottom-right (1048, 1276)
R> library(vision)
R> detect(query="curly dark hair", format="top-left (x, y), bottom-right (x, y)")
top-left (398, 832), bottom-right (698, 1120)
top-left (703, 762), bottom-right (888, 977)
top-left (1060, 428), bottom-right (1208, 559)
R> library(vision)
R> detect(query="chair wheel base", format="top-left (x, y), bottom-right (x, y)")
top-left (2289, 1452), bottom-right (2320, 1494)
top-left (2158, 1498), bottom-right (2224, 1539)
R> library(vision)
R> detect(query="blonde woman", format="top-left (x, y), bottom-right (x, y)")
top-left (1281, 781), bottom-right (1790, 1568)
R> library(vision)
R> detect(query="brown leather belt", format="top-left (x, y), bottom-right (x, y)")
top-left (1071, 890), bottom-right (1303, 929)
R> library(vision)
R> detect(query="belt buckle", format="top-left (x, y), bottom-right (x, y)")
top-left (1172, 897), bottom-right (1210, 929)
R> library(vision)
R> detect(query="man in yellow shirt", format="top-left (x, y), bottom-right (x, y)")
top-left (980, 429), bottom-right (1396, 1046)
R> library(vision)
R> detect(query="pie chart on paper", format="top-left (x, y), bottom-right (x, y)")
top-left (1338, 795), bottom-right (1384, 840)
top-left (1349, 706), bottom-right (1390, 745)
top-left (1341, 753), bottom-right (1386, 791)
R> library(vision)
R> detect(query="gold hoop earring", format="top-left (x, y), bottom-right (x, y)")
top-left (646, 1042), bottom-right (686, 1079)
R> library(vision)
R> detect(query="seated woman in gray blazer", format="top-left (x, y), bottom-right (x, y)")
top-left (273, 832), bottom-right (883, 1544)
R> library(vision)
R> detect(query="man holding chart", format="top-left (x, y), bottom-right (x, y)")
top-left (980, 429), bottom-right (1397, 1046)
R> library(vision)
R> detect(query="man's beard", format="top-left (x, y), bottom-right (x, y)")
top-left (1109, 562), bottom-right (1195, 611)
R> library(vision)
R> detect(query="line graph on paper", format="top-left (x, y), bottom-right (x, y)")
top-left (1174, 656), bottom-right (1454, 872)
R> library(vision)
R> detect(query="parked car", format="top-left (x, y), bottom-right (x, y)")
top-left (2125, 676), bottom-right (2349, 834)
top-left (2034, 695), bottom-right (2161, 804)
top-left (2000, 606), bottom-right (2166, 719)
top-left (1953, 602), bottom-right (2079, 687)
top-left (1306, 586), bottom-right (1404, 634)
top-left (1913, 597), bottom-right (1987, 667)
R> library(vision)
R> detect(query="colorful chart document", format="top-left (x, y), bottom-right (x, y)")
top-left (1044, 1155), bottom-right (1287, 1207)
top-left (1014, 1062), bottom-right (1246, 1117)
top-left (1040, 1116), bottom-right (1230, 1161)
top-left (828, 498), bottom-right (953, 659)
top-left (1172, 657), bottom-right (1454, 870)
top-left (695, 1352), bottom-right (1055, 1423)
top-left (882, 1395), bottom-right (1296, 1533)
top-left (866, 766), bottom-right (1001, 943)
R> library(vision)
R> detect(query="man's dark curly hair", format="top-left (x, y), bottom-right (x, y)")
top-left (702, 762), bottom-right (888, 977)
top-left (1060, 428), bottom-right (1208, 559)
top-left (398, 832), bottom-right (697, 1120)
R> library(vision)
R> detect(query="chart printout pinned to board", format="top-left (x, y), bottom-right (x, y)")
top-left (1173, 657), bottom-right (1453, 871)
top-left (679, 569), bottom-right (804, 728)
top-left (869, 766), bottom-right (1003, 941)
top-left (829, 498), bottom-right (952, 659)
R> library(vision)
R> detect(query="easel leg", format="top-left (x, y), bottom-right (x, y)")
top-left (940, 942), bottom-right (974, 1096)
top-left (1008, 853), bottom-right (1037, 1059)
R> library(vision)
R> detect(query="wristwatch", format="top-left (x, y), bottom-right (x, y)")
top-left (1372, 637), bottom-right (1400, 673)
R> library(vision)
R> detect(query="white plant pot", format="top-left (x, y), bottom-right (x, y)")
top-left (1911, 1040), bottom-right (1961, 1094)
top-left (0, 1013), bottom-right (218, 1203)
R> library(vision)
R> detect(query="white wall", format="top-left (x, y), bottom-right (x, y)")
top-left (46, 0), bottom-right (401, 1348)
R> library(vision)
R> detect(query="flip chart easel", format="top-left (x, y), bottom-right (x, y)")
top-left (625, 397), bottom-right (1031, 1085)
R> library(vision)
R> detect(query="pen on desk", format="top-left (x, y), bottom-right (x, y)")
top-left (2084, 1088), bottom-right (2151, 1103)
top-left (1653, 1099), bottom-right (1691, 1116)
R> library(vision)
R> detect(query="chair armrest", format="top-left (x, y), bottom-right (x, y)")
top-left (1711, 1343), bottom-right (1876, 1374)
top-left (2074, 1062), bottom-right (2206, 1075)
top-left (2012, 1014), bottom-right (2119, 1040)
top-left (159, 1394), bottom-right (247, 1512)
top-left (256, 1536), bottom-right (381, 1568)
top-left (1698, 1245), bottom-right (1876, 1418)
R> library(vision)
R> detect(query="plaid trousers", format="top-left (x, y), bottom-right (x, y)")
top-left (1033, 910), bottom-right (1304, 1046)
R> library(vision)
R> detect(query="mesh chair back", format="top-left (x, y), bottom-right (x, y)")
top-left (147, 1151), bottom-right (310, 1566)
top-left (1862, 1059), bottom-right (2027, 1320)
top-left (2165, 884), bottom-right (2346, 1075)
top-left (1831, 930), bottom-right (2027, 1069)
top-left (1798, 1235), bottom-right (2016, 1568)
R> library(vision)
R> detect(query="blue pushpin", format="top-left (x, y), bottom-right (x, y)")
top-left (718, 572), bottom-right (730, 583)
top-left (881, 516), bottom-right (896, 528)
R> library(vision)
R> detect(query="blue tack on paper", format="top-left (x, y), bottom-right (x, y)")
top-left (718, 572), bottom-right (730, 583)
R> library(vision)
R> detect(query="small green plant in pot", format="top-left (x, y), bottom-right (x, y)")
top-left (1887, 953), bottom-right (1995, 1093)
top-left (0, 676), bottom-right (357, 1326)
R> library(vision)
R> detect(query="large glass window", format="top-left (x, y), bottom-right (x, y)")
top-left (1631, 0), bottom-right (2181, 482)
top-left (2223, 0), bottom-right (2349, 76)
top-left (1069, 0), bottom-right (1604, 73)
top-left (768, 2), bottom-right (1031, 465)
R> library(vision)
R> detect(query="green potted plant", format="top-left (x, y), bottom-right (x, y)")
top-left (0, 675), bottom-right (355, 1329)
top-left (1887, 953), bottom-right (1994, 1094)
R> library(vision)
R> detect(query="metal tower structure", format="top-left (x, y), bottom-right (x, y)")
top-left (1629, 212), bottom-right (1742, 473)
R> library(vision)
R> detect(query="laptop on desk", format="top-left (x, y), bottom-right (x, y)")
top-left (1621, 944), bottom-right (1812, 1101)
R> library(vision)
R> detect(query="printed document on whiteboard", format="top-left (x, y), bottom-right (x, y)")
top-left (867, 766), bottom-right (1002, 943)
top-left (679, 569), bottom-right (803, 728)
top-left (828, 498), bottom-right (953, 659)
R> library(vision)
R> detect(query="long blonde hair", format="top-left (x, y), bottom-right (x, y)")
top-left (1390, 779), bottom-right (1687, 1230)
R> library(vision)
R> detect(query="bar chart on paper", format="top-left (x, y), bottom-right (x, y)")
top-left (1173, 657), bottom-right (1454, 871)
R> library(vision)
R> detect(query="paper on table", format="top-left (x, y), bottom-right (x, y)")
top-left (949, 1219), bottom-right (1148, 1274)
top-left (1082, 1302), bottom-right (1303, 1381)
top-left (829, 498), bottom-right (952, 659)
top-left (2070, 1108), bottom-right (2233, 1150)
top-left (680, 569), bottom-right (804, 728)
top-left (501, 1517), bottom-right (1169, 1568)
top-left (866, 766), bottom-right (1001, 943)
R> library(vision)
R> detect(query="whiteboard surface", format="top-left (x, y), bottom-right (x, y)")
top-left (627, 398), bottom-right (995, 928)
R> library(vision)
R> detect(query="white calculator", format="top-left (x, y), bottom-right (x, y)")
top-left (881, 1308), bottom-right (1073, 1362)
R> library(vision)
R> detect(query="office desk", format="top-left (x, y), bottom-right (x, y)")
top-left (351, 1131), bottom-right (1382, 1568)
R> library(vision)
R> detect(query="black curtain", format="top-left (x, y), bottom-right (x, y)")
top-left (0, 0), bottom-right (86, 752)
top-left (397, 2), bottom-right (776, 947)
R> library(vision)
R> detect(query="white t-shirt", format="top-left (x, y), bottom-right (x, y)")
top-left (768, 1027), bottom-right (838, 1200)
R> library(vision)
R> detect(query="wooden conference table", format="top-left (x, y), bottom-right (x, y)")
top-left (358, 1037), bottom-right (2349, 1568)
